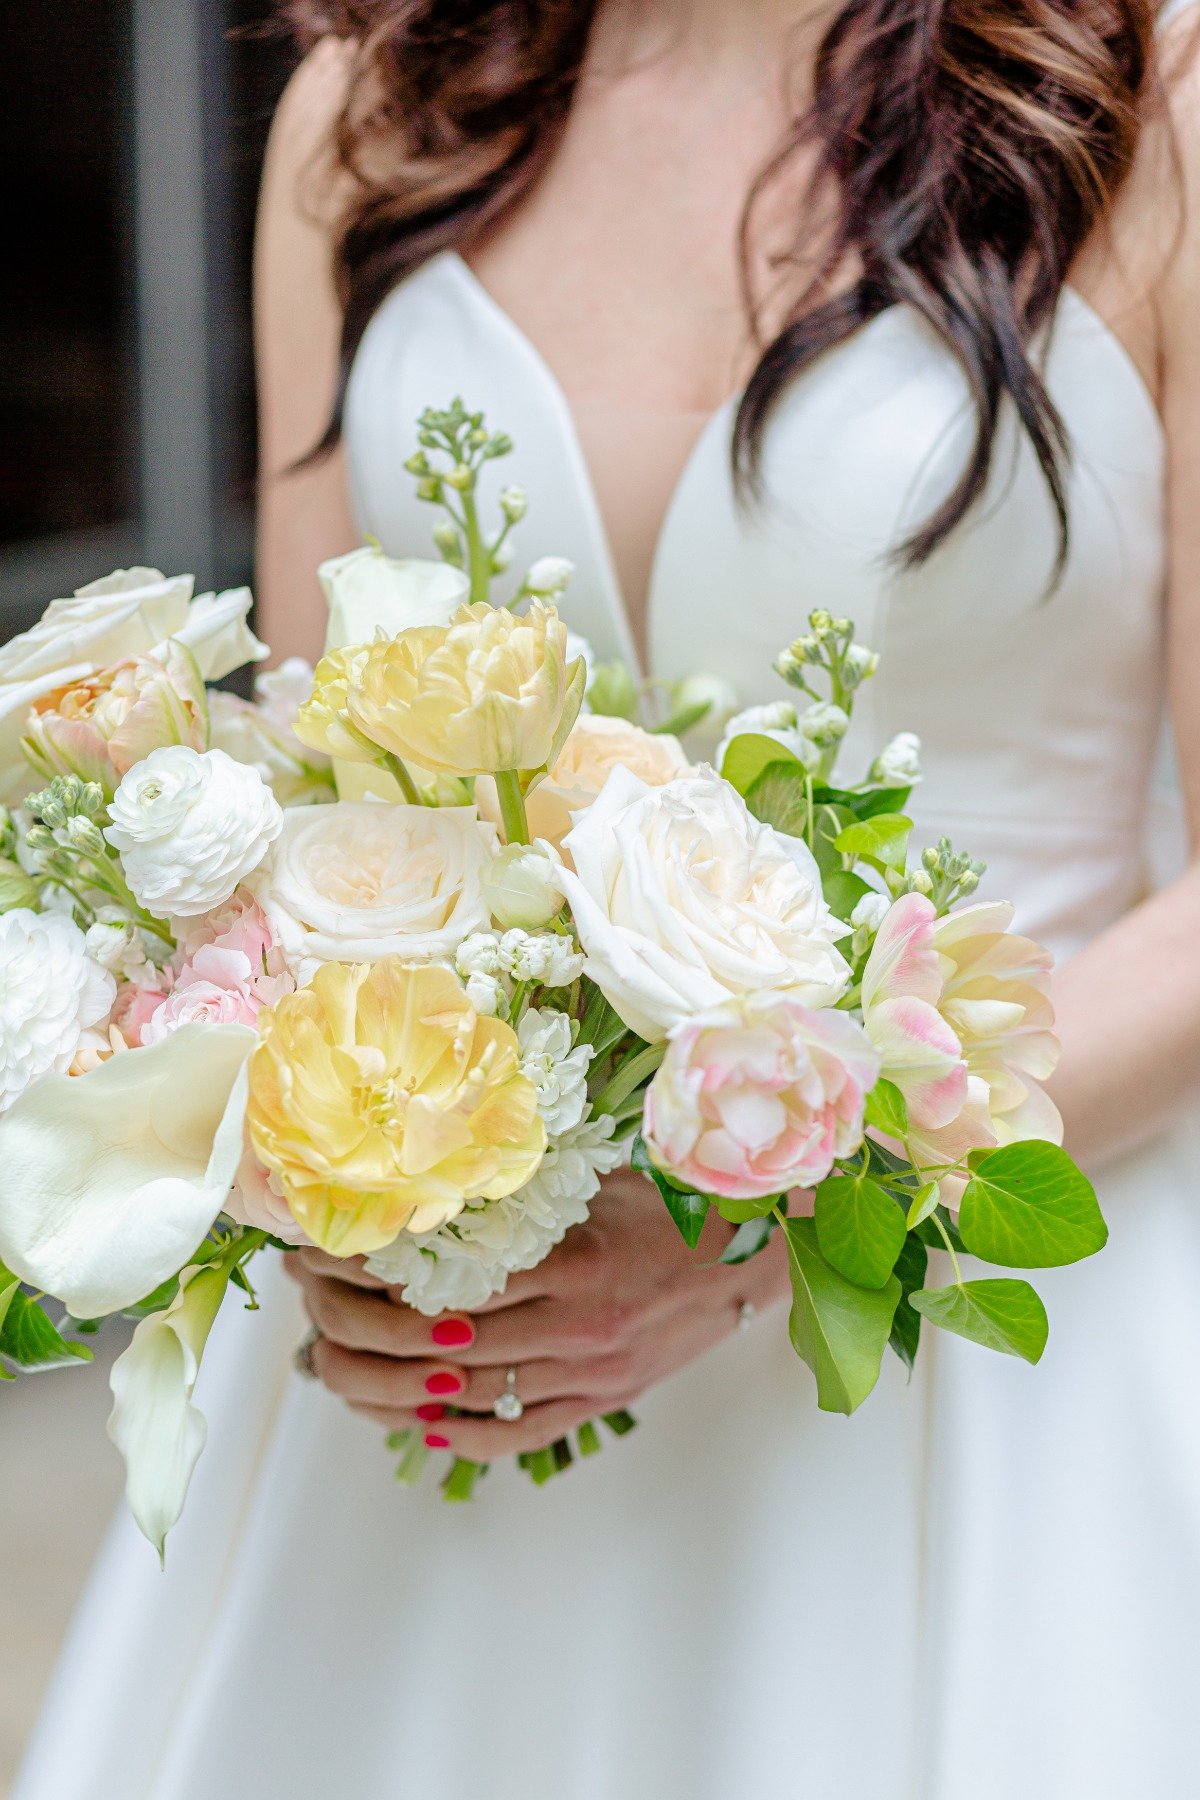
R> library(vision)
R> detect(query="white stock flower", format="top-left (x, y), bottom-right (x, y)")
top-left (482, 840), bottom-right (565, 930)
top-left (801, 702), bottom-right (851, 748)
top-left (558, 766), bottom-right (849, 1042)
top-left (464, 972), bottom-right (504, 1017)
top-left (850, 892), bottom-right (891, 934)
top-left (0, 568), bottom-right (264, 803)
top-left (456, 931), bottom-right (506, 978)
top-left (517, 1008), bottom-right (592, 1135)
top-left (525, 557), bottom-right (575, 597)
top-left (365, 1113), bottom-right (621, 1314)
top-left (106, 746), bottom-right (283, 919)
top-left (871, 731), bottom-right (923, 787)
top-left (0, 910), bottom-right (115, 1111)
top-left (716, 702), bottom-right (818, 774)
top-left (500, 929), bottom-right (585, 987)
top-left (107, 1260), bottom-right (229, 1560)
top-left (250, 801), bottom-right (497, 983)
top-left (0, 1022), bottom-right (255, 1316)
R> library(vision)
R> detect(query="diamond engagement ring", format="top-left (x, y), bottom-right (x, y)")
top-left (294, 1328), bottom-right (322, 1379)
top-left (493, 1368), bottom-right (525, 1423)
top-left (737, 1301), bottom-right (757, 1332)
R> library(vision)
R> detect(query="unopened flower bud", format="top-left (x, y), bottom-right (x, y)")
top-left (444, 463), bottom-right (473, 492)
top-left (67, 816), bottom-right (106, 856)
top-left (923, 845), bottom-right (941, 873)
top-left (870, 731), bottom-right (923, 788)
top-left (432, 521), bottom-right (463, 565)
top-left (490, 540), bottom-right (514, 574)
top-left (404, 451), bottom-right (430, 477)
top-left (958, 869), bottom-right (980, 896)
top-left (23, 824), bottom-right (54, 853)
top-left (801, 703), bottom-right (850, 747)
top-left (499, 485), bottom-right (528, 524)
top-left (809, 609), bottom-right (834, 637)
top-left (482, 840), bottom-right (565, 931)
top-left (526, 556), bottom-right (575, 597)
top-left (909, 869), bottom-right (934, 897)
top-left (465, 972), bottom-right (503, 1018)
top-left (850, 892), bottom-right (890, 934)
top-left (486, 433), bottom-right (514, 459)
top-left (416, 476), bottom-right (443, 504)
top-left (843, 644), bottom-right (880, 688)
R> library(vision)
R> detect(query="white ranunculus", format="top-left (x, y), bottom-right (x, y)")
top-left (106, 746), bottom-right (283, 919)
top-left (0, 568), bottom-right (264, 803)
top-left (482, 840), bottom-right (565, 930)
top-left (318, 547), bottom-right (470, 803)
top-left (366, 1112), bottom-right (621, 1314)
top-left (517, 1008), bottom-right (593, 1136)
top-left (870, 731), bottom-right (923, 787)
top-left (0, 1022), bottom-right (255, 1316)
top-left (716, 703), bottom-right (818, 774)
top-left (107, 1260), bottom-right (230, 1560)
top-left (559, 766), bottom-right (849, 1042)
top-left (249, 801), bottom-right (497, 983)
top-left (0, 910), bottom-right (115, 1112)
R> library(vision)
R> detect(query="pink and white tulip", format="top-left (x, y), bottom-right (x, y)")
top-left (643, 994), bottom-right (881, 1201)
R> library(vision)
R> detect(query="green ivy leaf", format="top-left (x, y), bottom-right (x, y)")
top-left (835, 814), bottom-right (913, 872)
top-left (812, 803), bottom-right (857, 878)
top-left (814, 783), bottom-right (912, 822)
top-left (631, 1137), bottom-right (710, 1249)
top-left (744, 765), bottom-right (810, 838)
top-left (714, 1193), bottom-right (780, 1224)
top-left (887, 1234), bottom-right (929, 1372)
top-left (0, 1289), bottom-right (93, 1373)
top-left (864, 1078), bottom-right (909, 1140)
top-left (721, 734), bottom-right (805, 797)
top-left (822, 870), bottom-right (874, 922)
top-left (719, 1216), bottom-right (777, 1266)
top-left (784, 1218), bottom-right (900, 1414)
top-left (910, 1279), bottom-right (1049, 1363)
top-left (905, 1182), bottom-right (941, 1230)
top-left (957, 1141), bottom-right (1108, 1269)
top-left (814, 1170), bottom-right (907, 1289)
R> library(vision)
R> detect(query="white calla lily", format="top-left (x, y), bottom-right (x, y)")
top-left (107, 1260), bottom-right (230, 1560)
top-left (0, 1023), bottom-right (256, 1317)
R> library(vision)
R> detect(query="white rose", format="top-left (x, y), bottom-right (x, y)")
top-left (716, 702), bottom-right (818, 774)
top-left (249, 801), bottom-right (497, 983)
top-left (0, 568), bottom-right (264, 803)
top-left (558, 766), bottom-right (849, 1042)
top-left (319, 545), bottom-right (467, 652)
top-left (517, 1008), bottom-right (593, 1135)
top-left (106, 746), bottom-right (283, 919)
top-left (0, 909), bottom-right (115, 1111)
top-left (870, 731), bottom-right (923, 787)
top-left (482, 840), bottom-right (565, 929)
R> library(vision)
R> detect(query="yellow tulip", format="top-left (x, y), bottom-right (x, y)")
top-left (292, 645), bottom-right (380, 765)
top-left (347, 601), bottom-right (586, 778)
top-left (246, 959), bottom-right (546, 1257)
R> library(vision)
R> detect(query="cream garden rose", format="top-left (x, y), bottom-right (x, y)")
top-left (499, 714), bottom-right (692, 850)
top-left (0, 568), bottom-right (264, 802)
top-left (558, 766), bottom-right (849, 1042)
top-left (249, 801), bottom-right (497, 982)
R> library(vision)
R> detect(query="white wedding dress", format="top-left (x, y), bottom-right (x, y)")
top-left (16, 10), bottom-right (1200, 1792)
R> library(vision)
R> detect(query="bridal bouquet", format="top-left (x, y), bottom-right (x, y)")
top-left (0, 400), bottom-right (1107, 1554)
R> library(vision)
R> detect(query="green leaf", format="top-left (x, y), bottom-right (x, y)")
top-left (910, 1279), bottom-right (1048, 1363)
top-left (631, 1137), bottom-right (710, 1249)
top-left (0, 1289), bottom-right (93, 1373)
top-left (721, 733), bottom-right (804, 797)
top-left (865, 1078), bottom-right (909, 1140)
top-left (888, 1235), bottom-right (929, 1372)
top-left (914, 1209), bottom-right (967, 1254)
top-left (814, 1171), bottom-right (907, 1289)
top-left (812, 803), bottom-right (857, 878)
top-left (957, 1141), bottom-right (1108, 1269)
top-left (822, 869), bottom-right (874, 922)
top-left (784, 1218), bottom-right (900, 1414)
top-left (815, 783), bottom-right (912, 822)
top-left (905, 1181), bottom-right (941, 1230)
top-left (745, 765), bottom-right (810, 837)
top-left (719, 1216), bottom-right (777, 1265)
top-left (714, 1193), bottom-right (780, 1224)
top-left (835, 814), bottom-right (913, 872)
top-left (0, 1260), bottom-right (20, 1337)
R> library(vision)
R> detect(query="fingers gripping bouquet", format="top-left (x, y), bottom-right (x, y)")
top-left (0, 401), bottom-right (1106, 1554)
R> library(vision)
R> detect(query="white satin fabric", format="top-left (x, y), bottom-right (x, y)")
top-left (18, 30), bottom-right (1200, 1793)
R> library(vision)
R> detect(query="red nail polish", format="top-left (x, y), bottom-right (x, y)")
top-left (424, 1432), bottom-right (452, 1450)
top-left (415, 1402), bottom-right (445, 1423)
top-left (425, 1371), bottom-right (464, 1397)
top-left (432, 1318), bottom-right (474, 1349)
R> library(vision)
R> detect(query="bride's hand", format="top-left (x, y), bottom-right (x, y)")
top-left (286, 1168), bottom-right (792, 1459)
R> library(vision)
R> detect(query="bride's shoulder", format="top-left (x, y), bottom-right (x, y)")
top-left (261, 36), bottom-right (358, 234)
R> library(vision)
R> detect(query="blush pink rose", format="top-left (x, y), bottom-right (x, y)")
top-left (224, 1141), bottom-right (310, 1246)
top-left (643, 994), bottom-right (880, 1201)
top-left (128, 893), bottom-right (294, 1048)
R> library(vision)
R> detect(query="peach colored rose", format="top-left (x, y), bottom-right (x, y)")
top-left (643, 994), bottom-right (880, 1200)
top-left (483, 715), bottom-right (692, 851)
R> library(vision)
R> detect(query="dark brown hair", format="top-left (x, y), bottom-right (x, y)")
top-left (284, 0), bottom-right (1157, 565)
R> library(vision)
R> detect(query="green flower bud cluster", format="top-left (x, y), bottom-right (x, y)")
top-left (918, 837), bottom-right (986, 913)
top-left (405, 400), bottom-right (523, 602)
top-left (24, 774), bottom-right (106, 832)
top-left (772, 611), bottom-right (880, 783)
top-left (0, 805), bottom-right (16, 860)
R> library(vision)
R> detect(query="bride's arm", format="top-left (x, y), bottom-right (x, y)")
top-left (253, 40), bottom-right (358, 663)
top-left (1046, 38), bottom-right (1200, 1170)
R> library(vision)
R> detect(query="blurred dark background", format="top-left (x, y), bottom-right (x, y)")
top-left (1, 0), bottom-right (296, 636)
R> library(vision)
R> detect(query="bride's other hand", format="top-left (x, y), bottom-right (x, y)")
top-left (286, 1169), bottom-right (792, 1459)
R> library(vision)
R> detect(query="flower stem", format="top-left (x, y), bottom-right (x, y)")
top-left (382, 753), bottom-right (422, 806)
top-left (591, 1042), bottom-right (665, 1118)
top-left (461, 491), bottom-right (492, 604)
top-left (494, 770), bottom-right (530, 845)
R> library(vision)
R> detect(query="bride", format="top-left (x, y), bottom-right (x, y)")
top-left (16, 1), bottom-right (1200, 1795)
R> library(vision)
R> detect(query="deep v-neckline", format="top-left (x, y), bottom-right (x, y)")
top-left (444, 251), bottom-right (738, 680)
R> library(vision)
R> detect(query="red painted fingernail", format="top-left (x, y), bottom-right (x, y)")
top-left (425, 1372), bottom-right (463, 1397)
top-left (424, 1432), bottom-right (452, 1450)
top-left (415, 1402), bottom-right (446, 1423)
top-left (432, 1318), bottom-right (474, 1349)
